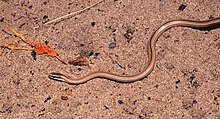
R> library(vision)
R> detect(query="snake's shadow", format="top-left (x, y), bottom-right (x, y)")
top-left (190, 22), bottom-right (220, 31)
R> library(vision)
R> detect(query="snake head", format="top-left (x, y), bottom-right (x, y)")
top-left (48, 72), bottom-right (67, 82)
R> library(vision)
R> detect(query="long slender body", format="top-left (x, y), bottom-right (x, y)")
top-left (48, 18), bottom-right (220, 84)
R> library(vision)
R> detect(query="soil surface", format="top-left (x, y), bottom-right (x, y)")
top-left (0, 0), bottom-right (220, 118)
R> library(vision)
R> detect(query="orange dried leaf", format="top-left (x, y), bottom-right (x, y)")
top-left (66, 90), bottom-right (72, 95)
top-left (68, 56), bottom-right (89, 66)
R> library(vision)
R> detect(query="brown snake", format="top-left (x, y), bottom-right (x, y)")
top-left (48, 18), bottom-right (220, 84)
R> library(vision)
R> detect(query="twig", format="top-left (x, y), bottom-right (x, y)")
top-left (1, 23), bottom-right (67, 63)
top-left (44, 0), bottom-right (104, 25)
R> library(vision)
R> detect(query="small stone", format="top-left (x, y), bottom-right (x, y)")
top-left (91, 22), bottom-right (96, 26)
top-left (178, 4), bottom-right (186, 11)
top-left (109, 42), bottom-right (116, 49)
top-left (118, 100), bottom-right (124, 104)
top-left (61, 96), bottom-right (68, 100)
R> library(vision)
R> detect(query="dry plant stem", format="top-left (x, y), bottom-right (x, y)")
top-left (48, 18), bottom-right (220, 84)
top-left (1, 23), bottom-right (66, 63)
top-left (0, 47), bottom-right (5, 57)
top-left (0, 42), bottom-right (34, 62)
top-left (44, 0), bottom-right (104, 25)
top-left (2, 24), bottom-right (38, 47)
top-left (0, 42), bottom-right (34, 51)
top-left (0, 37), bottom-right (35, 60)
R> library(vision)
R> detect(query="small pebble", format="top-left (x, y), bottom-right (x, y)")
top-left (91, 22), bottom-right (96, 26)
top-left (178, 4), bottom-right (186, 11)
top-left (61, 96), bottom-right (68, 100)
top-left (109, 42), bottom-right (116, 49)
top-left (31, 51), bottom-right (37, 60)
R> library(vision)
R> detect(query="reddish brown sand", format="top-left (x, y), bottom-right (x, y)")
top-left (0, 0), bottom-right (220, 118)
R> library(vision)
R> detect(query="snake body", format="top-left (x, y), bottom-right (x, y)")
top-left (48, 18), bottom-right (220, 84)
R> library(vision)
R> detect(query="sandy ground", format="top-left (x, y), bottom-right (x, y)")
top-left (0, 0), bottom-right (220, 118)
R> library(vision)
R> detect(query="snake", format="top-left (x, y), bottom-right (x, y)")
top-left (48, 17), bottom-right (220, 84)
